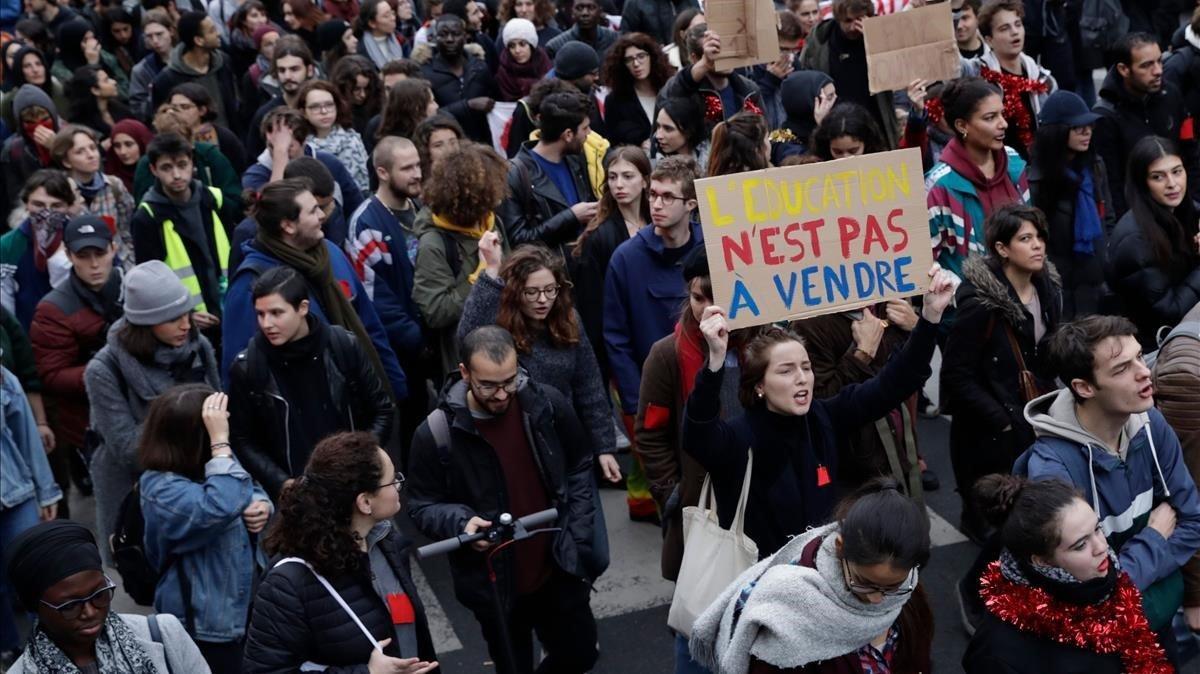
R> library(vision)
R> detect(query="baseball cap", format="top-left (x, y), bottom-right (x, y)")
top-left (63, 215), bottom-right (114, 253)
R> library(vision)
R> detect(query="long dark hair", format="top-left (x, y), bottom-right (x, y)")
top-left (655, 96), bottom-right (706, 155)
top-left (377, 79), bottom-right (434, 140)
top-left (330, 55), bottom-right (383, 120)
top-left (707, 112), bottom-right (768, 177)
top-left (835, 477), bottom-right (931, 569)
top-left (1029, 122), bottom-right (1093, 218)
top-left (264, 432), bottom-right (384, 578)
top-left (496, 244), bottom-right (580, 352)
top-left (137, 384), bottom-right (213, 481)
top-left (1125, 135), bottom-right (1200, 275)
top-left (574, 146), bottom-right (651, 257)
top-left (67, 66), bottom-right (132, 133)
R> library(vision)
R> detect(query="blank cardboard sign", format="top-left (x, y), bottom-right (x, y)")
top-left (863, 2), bottom-right (961, 94)
top-left (706, 0), bottom-right (781, 70)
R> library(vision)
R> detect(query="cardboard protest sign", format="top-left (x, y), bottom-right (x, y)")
top-left (863, 2), bottom-right (960, 94)
top-left (696, 148), bottom-right (933, 330)
top-left (706, 0), bottom-right (780, 70)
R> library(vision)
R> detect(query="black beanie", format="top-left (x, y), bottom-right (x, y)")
top-left (4, 521), bottom-right (103, 611)
top-left (554, 41), bottom-right (600, 81)
top-left (682, 245), bottom-right (709, 283)
top-left (317, 19), bottom-right (351, 55)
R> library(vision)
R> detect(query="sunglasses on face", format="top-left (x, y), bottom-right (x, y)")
top-left (41, 578), bottom-right (117, 620)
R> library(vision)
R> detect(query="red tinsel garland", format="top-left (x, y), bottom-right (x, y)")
top-left (702, 93), bottom-right (764, 123)
top-left (978, 67), bottom-right (1049, 150)
top-left (979, 561), bottom-right (1172, 674)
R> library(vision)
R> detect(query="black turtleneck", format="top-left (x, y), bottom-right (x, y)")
top-left (263, 316), bottom-right (340, 468)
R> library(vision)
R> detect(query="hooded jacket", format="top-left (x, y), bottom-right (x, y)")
top-left (406, 376), bottom-right (597, 608)
top-left (150, 43), bottom-right (239, 128)
top-left (659, 63), bottom-right (765, 136)
top-left (798, 20), bottom-right (898, 149)
top-left (1015, 389), bottom-right (1200, 598)
top-left (129, 51), bottom-right (167, 120)
top-left (603, 222), bottom-right (704, 414)
top-left (960, 50), bottom-right (1058, 119)
top-left (413, 42), bottom-right (498, 145)
top-left (769, 71), bottom-right (833, 164)
top-left (1, 85), bottom-right (59, 222)
top-left (926, 139), bottom-right (1029, 278)
top-left (1093, 66), bottom-right (1197, 215)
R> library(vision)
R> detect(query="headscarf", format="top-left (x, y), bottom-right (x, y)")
top-left (29, 209), bottom-right (71, 273)
top-left (4, 520), bottom-right (103, 610)
top-left (104, 119), bottom-right (153, 192)
top-left (11, 46), bottom-right (54, 97)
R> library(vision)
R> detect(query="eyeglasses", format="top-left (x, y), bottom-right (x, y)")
top-left (648, 189), bottom-right (686, 206)
top-left (841, 558), bottom-right (917, 597)
top-left (306, 102), bottom-right (336, 113)
top-left (472, 372), bottom-right (527, 398)
top-left (376, 471), bottom-right (406, 492)
top-left (521, 284), bottom-right (561, 301)
top-left (623, 51), bottom-right (649, 65)
top-left (41, 578), bottom-right (117, 620)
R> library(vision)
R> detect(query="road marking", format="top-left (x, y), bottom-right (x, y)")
top-left (929, 506), bottom-right (969, 547)
top-left (410, 562), bottom-right (463, 653)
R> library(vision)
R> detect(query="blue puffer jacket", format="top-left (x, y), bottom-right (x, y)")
top-left (140, 455), bottom-right (269, 642)
top-left (1016, 389), bottom-right (1200, 593)
top-left (0, 366), bottom-right (61, 510)
top-left (221, 239), bottom-right (408, 400)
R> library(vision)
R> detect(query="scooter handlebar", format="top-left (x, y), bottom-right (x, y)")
top-left (417, 508), bottom-right (559, 559)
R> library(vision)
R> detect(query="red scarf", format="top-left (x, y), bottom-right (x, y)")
top-left (978, 66), bottom-right (1049, 150)
top-left (979, 561), bottom-right (1172, 674)
top-left (22, 119), bottom-right (53, 166)
top-left (674, 321), bottom-right (706, 401)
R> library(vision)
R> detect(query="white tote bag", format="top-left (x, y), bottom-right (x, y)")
top-left (667, 449), bottom-right (758, 637)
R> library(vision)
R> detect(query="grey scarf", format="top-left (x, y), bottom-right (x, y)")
top-left (23, 613), bottom-right (156, 674)
top-left (690, 523), bottom-right (913, 674)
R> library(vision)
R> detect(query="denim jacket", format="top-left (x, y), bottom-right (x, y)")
top-left (140, 455), bottom-right (270, 642)
top-left (0, 366), bottom-right (62, 509)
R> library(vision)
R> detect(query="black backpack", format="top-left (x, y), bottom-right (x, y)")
top-left (110, 485), bottom-right (192, 632)
top-left (1079, 0), bottom-right (1129, 65)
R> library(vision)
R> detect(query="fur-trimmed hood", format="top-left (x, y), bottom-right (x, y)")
top-left (410, 40), bottom-right (485, 65)
top-left (960, 255), bottom-right (1062, 328)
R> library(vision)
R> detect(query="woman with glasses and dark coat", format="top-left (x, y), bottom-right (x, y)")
top-left (4, 520), bottom-right (210, 673)
top-left (690, 479), bottom-right (934, 674)
top-left (243, 431), bottom-right (439, 673)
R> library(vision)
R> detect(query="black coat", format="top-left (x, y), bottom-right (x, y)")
top-left (963, 611), bottom-right (1123, 674)
top-left (570, 214), bottom-right (632, 386)
top-left (683, 319), bottom-right (938, 557)
top-left (618, 0), bottom-right (699, 46)
top-left (227, 322), bottom-right (395, 499)
top-left (503, 94), bottom-right (607, 158)
top-left (1093, 66), bottom-right (1199, 215)
top-left (941, 256), bottom-right (1061, 480)
top-left (1028, 154), bottom-right (1114, 318)
top-left (498, 143), bottom-right (597, 260)
top-left (242, 529), bottom-right (439, 674)
top-left (1164, 29), bottom-right (1200, 125)
top-left (406, 377), bottom-right (597, 611)
top-left (603, 88), bottom-right (653, 147)
top-left (419, 49), bottom-right (497, 145)
top-left (1105, 210), bottom-right (1200, 349)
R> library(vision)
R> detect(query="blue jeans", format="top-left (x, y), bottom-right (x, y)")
top-left (675, 632), bottom-right (711, 674)
top-left (0, 498), bottom-right (40, 651)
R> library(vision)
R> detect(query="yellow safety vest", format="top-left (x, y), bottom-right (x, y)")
top-left (138, 186), bottom-right (230, 314)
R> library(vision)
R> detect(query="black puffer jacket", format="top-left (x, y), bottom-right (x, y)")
top-left (406, 376), bottom-right (597, 611)
top-left (1093, 66), bottom-right (1198, 214)
top-left (1105, 210), bottom-right (1200, 348)
top-left (942, 256), bottom-right (1061, 480)
top-left (228, 318), bottom-right (395, 499)
top-left (242, 528), bottom-right (438, 673)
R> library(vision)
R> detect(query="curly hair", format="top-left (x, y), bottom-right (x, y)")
top-left (377, 78), bottom-right (433, 140)
top-left (601, 32), bottom-right (671, 94)
top-left (330, 55), bottom-right (383, 119)
top-left (496, 244), bottom-right (580, 352)
top-left (296, 79), bottom-right (353, 129)
top-left (424, 144), bottom-right (509, 226)
top-left (497, 0), bottom-right (556, 27)
top-left (263, 432), bottom-right (384, 578)
top-left (809, 102), bottom-right (886, 160)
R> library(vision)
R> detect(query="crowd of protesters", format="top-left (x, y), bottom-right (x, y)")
top-left (2, 0), bottom-right (1200, 670)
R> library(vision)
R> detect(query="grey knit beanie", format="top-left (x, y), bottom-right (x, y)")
top-left (123, 260), bottom-right (195, 326)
